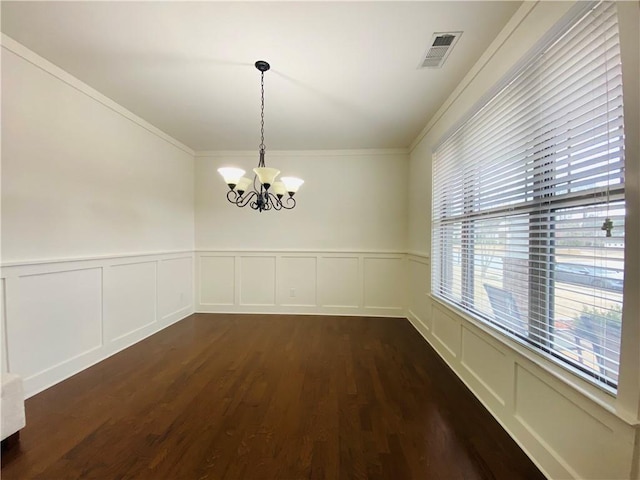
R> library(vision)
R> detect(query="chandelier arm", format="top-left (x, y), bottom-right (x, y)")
top-left (267, 192), bottom-right (283, 210)
top-left (279, 195), bottom-right (297, 210)
top-left (226, 189), bottom-right (239, 203)
top-left (228, 190), bottom-right (257, 208)
top-left (238, 190), bottom-right (259, 208)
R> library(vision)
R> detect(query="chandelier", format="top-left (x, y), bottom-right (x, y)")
top-left (218, 60), bottom-right (303, 212)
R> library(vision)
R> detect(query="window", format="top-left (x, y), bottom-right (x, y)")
top-left (431, 1), bottom-right (625, 390)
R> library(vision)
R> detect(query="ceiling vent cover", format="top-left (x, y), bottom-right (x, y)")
top-left (419, 32), bottom-right (462, 69)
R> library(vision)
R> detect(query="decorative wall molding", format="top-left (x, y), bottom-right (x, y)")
top-left (407, 251), bottom-right (430, 260)
top-left (196, 249), bottom-right (407, 254)
top-left (408, 1), bottom-right (538, 153)
top-left (1, 251), bottom-right (194, 398)
top-left (407, 255), bottom-right (431, 328)
top-left (195, 250), bottom-right (406, 317)
top-left (407, 293), bottom-right (638, 480)
top-left (1, 250), bottom-right (195, 269)
top-left (5, 245), bottom-right (636, 478)
top-left (195, 148), bottom-right (409, 158)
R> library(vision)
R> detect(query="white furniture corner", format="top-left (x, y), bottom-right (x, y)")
top-left (1, 373), bottom-right (26, 444)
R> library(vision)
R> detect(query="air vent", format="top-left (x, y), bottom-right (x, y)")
top-left (419, 31), bottom-right (462, 69)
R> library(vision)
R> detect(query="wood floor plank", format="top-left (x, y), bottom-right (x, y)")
top-left (1, 314), bottom-right (545, 479)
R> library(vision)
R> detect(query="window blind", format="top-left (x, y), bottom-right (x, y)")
top-left (432, 1), bottom-right (625, 389)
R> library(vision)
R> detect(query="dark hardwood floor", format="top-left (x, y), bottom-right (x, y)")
top-left (1, 314), bottom-right (545, 479)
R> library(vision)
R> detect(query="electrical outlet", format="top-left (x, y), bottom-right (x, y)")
top-left (290, 288), bottom-right (296, 297)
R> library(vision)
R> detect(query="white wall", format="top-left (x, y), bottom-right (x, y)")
top-left (407, 2), bottom-right (640, 479)
top-left (194, 149), bottom-right (409, 317)
top-left (195, 150), bottom-right (408, 252)
top-left (1, 39), bottom-right (195, 263)
top-left (1, 37), bottom-right (196, 396)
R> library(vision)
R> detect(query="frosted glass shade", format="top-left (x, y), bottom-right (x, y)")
top-left (281, 177), bottom-right (304, 193)
top-left (253, 167), bottom-right (280, 187)
top-left (272, 181), bottom-right (286, 196)
top-left (236, 177), bottom-right (252, 193)
top-left (218, 167), bottom-right (245, 185)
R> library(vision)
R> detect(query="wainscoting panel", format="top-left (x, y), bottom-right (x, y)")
top-left (408, 256), bottom-right (430, 324)
top-left (318, 256), bottom-right (360, 308)
top-left (431, 303), bottom-right (461, 359)
top-left (363, 257), bottom-right (404, 309)
top-left (104, 261), bottom-right (157, 343)
top-left (278, 256), bottom-right (317, 307)
top-left (514, 364), bottom-right (633, 480)
top-left (1, 278), bottom-right (7, 372)
top-left (6, 268), bottom-right (103, 386)
top-left (240, 256), bottom-right (276, 306)
top-left (195, 251), bottom-right (405, 316)
top-left (158, 256), bottom-right (194, 323)
top-left (407, 283), bottom-right (639, 480)
top-left (199, 255), bottom-right (235, 306)
top-left (460, 327), bottom-right (509, 407)
top-left (1, 251), bottom-right (194, 398)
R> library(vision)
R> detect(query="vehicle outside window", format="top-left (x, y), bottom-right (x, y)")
top-left (555, 264), bottom-right (624, 292)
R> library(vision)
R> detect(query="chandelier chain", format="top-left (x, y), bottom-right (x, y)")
top-left (218, 60), bottom-right (302, 212)
top-left (260, 71), bottom-right (265, 152)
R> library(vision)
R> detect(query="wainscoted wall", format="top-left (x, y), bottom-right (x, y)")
top-left (3, 5), bottom-right (638, 477)
top-left (1, 36), bottom-right (196, 400)
top-left (196, 250), bottom-right (405, 317)
top-left (405, 2), bottom-right (640, 478)
top-left (1, 252), bottom-right (194, 399)
top-left (406, 253), bottom-right (638, 480)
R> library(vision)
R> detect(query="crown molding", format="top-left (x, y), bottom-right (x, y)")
top-left (408, 1), bottom-right (538, 153)
top-left (194, 148), bottom-right (409, 158)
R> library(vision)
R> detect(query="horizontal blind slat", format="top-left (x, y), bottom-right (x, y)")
top-left (432, 1), bottom-right (624, 390)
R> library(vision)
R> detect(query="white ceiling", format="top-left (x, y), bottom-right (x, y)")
top-left (1, 1), bottom-right (521, 151)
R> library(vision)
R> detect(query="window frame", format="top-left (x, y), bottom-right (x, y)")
top-left (431, 0), bottom-right (625, 392)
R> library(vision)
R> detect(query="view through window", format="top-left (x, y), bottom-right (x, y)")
top-left (431, 1), bottom-right (625, 389)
